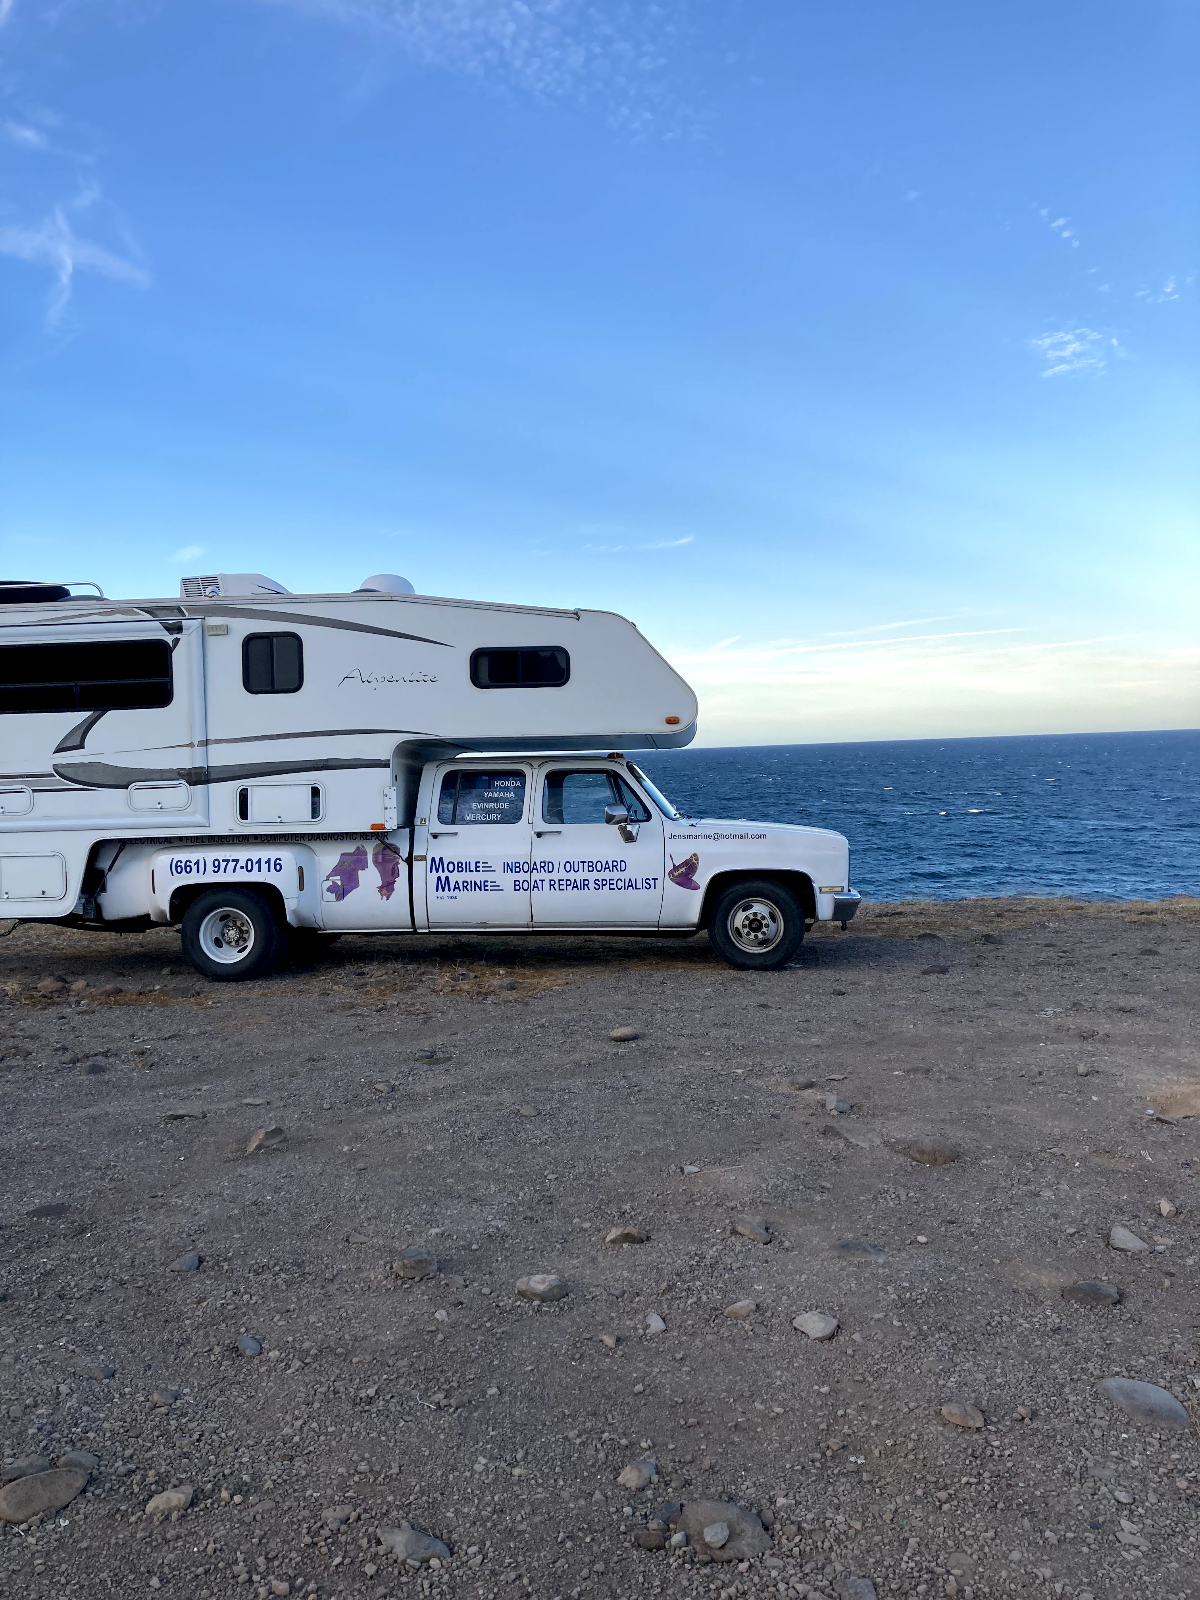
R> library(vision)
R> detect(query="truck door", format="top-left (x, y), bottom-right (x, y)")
top-left (530, 765), bottom-right (664, 928)
top-left (419, 765), bottom-right (534, 929)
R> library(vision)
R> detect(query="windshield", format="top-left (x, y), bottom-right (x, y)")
top-left (626, 761), bottom-right (681, 819)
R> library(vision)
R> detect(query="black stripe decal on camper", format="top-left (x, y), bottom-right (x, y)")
top-left (53, 758), bottom-right (391, 789)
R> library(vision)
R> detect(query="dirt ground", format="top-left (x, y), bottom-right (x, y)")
top-left (1, 897), bottom-right (1198, 1600)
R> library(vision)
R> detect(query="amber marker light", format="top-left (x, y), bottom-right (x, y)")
top-left (664, 715), bottom-right (680, 725)
top-left (370, 822), bottom-right (387, 831)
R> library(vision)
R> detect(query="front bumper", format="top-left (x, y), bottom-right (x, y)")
top-left (829, 890), bottom-right (861, 925)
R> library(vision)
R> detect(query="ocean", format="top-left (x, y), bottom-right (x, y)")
top-left (636, 728), bottom-right (1200, 903)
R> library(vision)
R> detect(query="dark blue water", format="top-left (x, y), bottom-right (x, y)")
top-left (637, 729), bottom-right (1200, 902)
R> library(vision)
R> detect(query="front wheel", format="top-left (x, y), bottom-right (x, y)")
top-left (181, 888), bottom-right (285, 982)
top-left (708, 877), bottom-right (805, 971)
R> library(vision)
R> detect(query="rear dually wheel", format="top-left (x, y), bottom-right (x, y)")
top-left (181, 887), bottom-right (285, 982)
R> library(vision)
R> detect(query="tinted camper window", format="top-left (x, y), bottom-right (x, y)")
top-left (470, 647), bottom-right (569, 689)
top-left (242, 633), bottom-right (303, 694)
top-left (0, 639), bottom-right (172, 714)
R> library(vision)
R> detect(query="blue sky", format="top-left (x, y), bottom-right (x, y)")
top-left (1, 0), bottom-right (1197, 744)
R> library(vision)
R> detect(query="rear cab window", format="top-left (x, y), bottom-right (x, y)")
top-left (437, 770), bottom-right (528, 825)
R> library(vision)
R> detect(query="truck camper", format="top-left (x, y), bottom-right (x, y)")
top-left (0, 571), bottom-right (859, 979)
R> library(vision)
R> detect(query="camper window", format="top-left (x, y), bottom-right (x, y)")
top-left (0, 639), bottom-right (172, 714)
top-left (242, 632), bottom-right (304, 694)
top-left (469, 646), bottom-right (569, 689)
top-left (437, 770), bottom-right (527, 825)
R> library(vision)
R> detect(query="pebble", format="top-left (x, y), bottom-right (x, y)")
top-left (823, 1121), bottom-right (883, 1150)
top-left (237, 1335), bottom-right (262, 1356)
top-left (634, 1527), bottom-right (666, 1549)
top-left (1159, 1199), bottom-right (1178, 1218)
top-left (941, 1401), bottom-right (985, 1429)
top-left (943, 1553), bottom-right (975, 1577)
top-left (644, 1312), bottom-right (667, 1335)
top-left (322, 1505), bottom-right (354, 1527)
top-left (832, 1238), bottom-right (885, 1258)
top-left (169, 1251), bottom-right (202, 1273)
top-left (515, 1273), bottom-right (568, 1303)
top-left (79, 1058), bottom-right (107, 1076)
top-left (146, 1485), bottom-right (194, 1516)
top-left (891, 1135), bottom-right (959, 1166)
top-left (786, 1077), bottom-right (816, 1091)
top-left (1063, 1280), bottom-right (1122, 1307)
top-left (1108, 1224), bottom-right (1150, 1253)
top-left (268, 1581), bottom-right (290, 1597)
top-left (1114, 1488), bottom-right (1134, 1504)
top-left (377, 1521), bottom-right (451, 1562)
top-left (703, 1520), bottom-right (730, 1548)
top-left (835, 1579), bottom-right (878, 1600)
top-left (792, 1311), bottom-right (838, 1341)
top-left (609, 1026), bottom-right (639, 1042)
top-left (36, 976), bottom-right (65, 994)
top-left (605, 1225), bottom-right (649, 1247)
top-left (1076, 1064), bottom-right (1090, 1077)
top-left (617, 1455), bottom-right (657, 1490)
top-left (670, 1528), bottom-right (688, 1547)
top-left (517, 1105), bottom-right (536, 1117)
top-left (150, 1389), bottom-right (179, 1407)
top-left (245, 1125), bottom-right (285, 1155)
top-left (0, 1468), bottom-right (88, 1523)
top-left (724, 1299), bottom-right (758, 1319)
top-left (1, 1455), bottom-right (51, 1483)
top-left (601, 1334), bottom-right (620, 1349)
top-left (27, 1201), bottom-right (68, 1219)
top-left (825, 1092), bottom-right (851, 1114)
top-left (1100, 1377), bottom-right (1190, 1431)
top-left (678, 1500), bottom-right (769, 1562)
top-left (731, 1215), bottom-right (772, 1244)
top-left (393, 1245), bottom-right (437, 1280)
top-left (56, 1451), bottom-right (99, 1472)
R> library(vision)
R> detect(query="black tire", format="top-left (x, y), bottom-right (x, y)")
top-left (180, 888), bottom-right (285, 983)
top-left (708, 877), bottom-right (805, 971)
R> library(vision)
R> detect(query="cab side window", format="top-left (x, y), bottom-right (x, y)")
top-left (542, 770), bottom-right (652, 824)
top-left (437, 770), bottom-right (527, 824)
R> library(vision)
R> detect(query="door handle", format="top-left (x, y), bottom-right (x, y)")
top-left (428, 829), bottom-right (458, 837)
top-left (533, 829), bottom-right (561, 837)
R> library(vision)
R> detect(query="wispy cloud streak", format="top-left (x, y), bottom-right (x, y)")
top-left (1029, 327), bottom-right (1115, 378)
top-left (0, 204), bottom-right (149, 325)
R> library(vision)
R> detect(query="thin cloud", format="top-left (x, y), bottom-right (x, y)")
top-left (0, 204), bottom-right (149, 325)
top-left (258, 0), bottom-right (702, 137)
top-left (4, 120), bottom-right (47, 149)
top-left (171, 545), bottom-right (206, 564)
top-left (1029, 328), bottom-right (1115, 378)
top-left (583, 535), bottom-right (694, 553)
top-left (0, 0), bottom-right (15, 27)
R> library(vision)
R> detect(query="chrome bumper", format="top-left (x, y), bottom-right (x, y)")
top-left (831, 891), bottom-right (861, 925)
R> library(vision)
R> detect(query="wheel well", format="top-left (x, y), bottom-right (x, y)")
top-left (699, 869), bottom-right (816, 929)
top-left (168, 881), bottom-right (288, 927)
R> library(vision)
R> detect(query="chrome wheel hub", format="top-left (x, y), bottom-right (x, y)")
top-left (198, 907), bottom-right (256, 965)
top-left (727, 897), bottom-right (783, 953)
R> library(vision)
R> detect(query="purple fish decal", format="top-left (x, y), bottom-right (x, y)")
top-left (668, 852), bottom-right (701, 891)
top-left (372, 839), bottom-right (404, 902)
top-left (323, 844), bottom-right (369, 902)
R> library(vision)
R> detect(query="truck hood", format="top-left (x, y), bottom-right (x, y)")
top-left (668, 817), bottom-right (849, 847)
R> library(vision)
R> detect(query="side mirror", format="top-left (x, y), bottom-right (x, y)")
top-left (604, 805), bottom-right (630, 826)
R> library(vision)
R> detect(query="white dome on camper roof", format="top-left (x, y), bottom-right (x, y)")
top-left (357, 573), bottom-right (415, 595)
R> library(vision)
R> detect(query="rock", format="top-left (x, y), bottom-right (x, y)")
top-left (1, 1455), bottom-right (51, 1484)
top-left (0, 1469), bottom-right (88, 1523)
top-left (377, 1521), bottom-right (450, 1562)
top-left (792, 1311), bottom-right (838, 1340)
top-left (245, 1125), bottom-right (285, 1155)
top-left (517, 1104), bottom-right (536, 1117)
top-left (150, 1389), bottom-right (179, 1407)
top-left (920, 964), bottom-right (950, 975)
top-left (670, 1528), bottom-right (688, 1547)
top-left (679, 1500), bottom-right (769, 1563)
top-left (605, 1225), bottom-right (649, 1247)
top-left (944, 1553), bottom-right (975, 1576)
top-left (146, 1485), bottom-right (193, 1516)
top-left (169, 1251), bottom-right (202, 1273)
top-left (617, 1455), bottom-right (657, 1490)
top-left (609, 1026), bottom-right (639, 1042)
top-left (832, 1238), bottom-right (885, 1258)
top-left (785, 1077), bottom-right (816, 1091)
top-left (56, 1451), bottom-right (99, 1472)
top-left (393, 1245), bottom-right (437, 1280)
top-left (37, 976), bottom-right (65, 994)
top-left (1100, 1377), bottom-right (1190, 1431)
top-left (823, 1121), bottom-right (883, 1150)
top-left (601, 1334), bottom-right (620, 1349)
top-left (724, 1300), bottom-right (758, 1319)
top-left (891, 1136), bottom-right (958, 1166)
top-left (644, 1312), bottom-right (667, 1335)
top-left (76, 1361), bottom-right (115, 1380)
top-left (237, 1335), bottom-right (262, 1356)
top-left (322, 1505), bottom-right (354, 1527)
top-left (268, 1582), bottom-right (290, 1597)
top-left (824, 1092), bottom-right (852, 1114)
top-left (732, 1215), bottom-right (772, 1244)
top-left (1108, 1225), bottom-right (1149, 1254)
top-left (1063, 1280), bottom-right (1122, 1308)
top-left (653, 1501), bottom-right (682, 1526)
top-left (27, 1201), bottom-right (68, 1219)
top-left (634, 1527), bottom-right (666, 1549)
top-left (161, 1108), bottom-right (205, 1122)
top-left (79, 1058), bottom-right (107, 1076)
top-left (835, 1578), bottom-right (878, 1600)
top-left (980, 932), bottom-right (1003, 945)
top-left (703, 1520), bottom-right (730, 1548)
top-left (515, 1273), bottom-right (568, 1302)
top-left (1158, 1199), bottom-right (1178, 1218)
top-left (941, 1401), bottom-right (985, 1429)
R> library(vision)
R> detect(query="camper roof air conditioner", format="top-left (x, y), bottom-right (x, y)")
top-left (180, 573), bottom-right (291, 599)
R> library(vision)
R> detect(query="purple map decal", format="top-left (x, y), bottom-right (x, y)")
top-left (323, 844), bottom-right (369, 901)
top-left (667, 852), bottom-right (701, 891)
top-left (372, 839), bottom-right (404, 902)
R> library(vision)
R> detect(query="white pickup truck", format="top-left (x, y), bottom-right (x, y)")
top-left (0, 572), bottom-right (859, 978)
